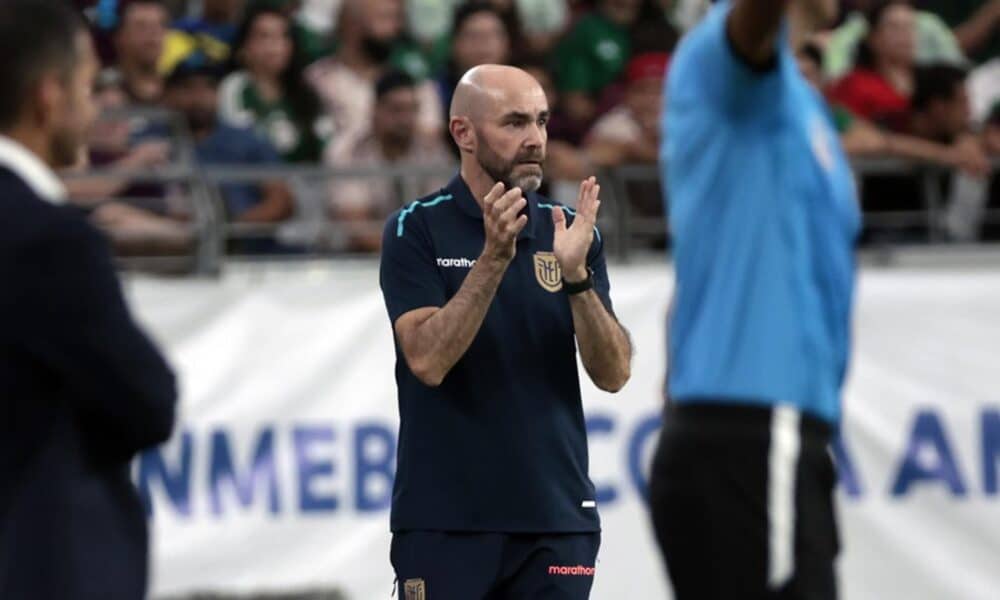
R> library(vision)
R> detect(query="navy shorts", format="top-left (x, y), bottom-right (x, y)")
top-left (390, 531), bottom-right (601, 600)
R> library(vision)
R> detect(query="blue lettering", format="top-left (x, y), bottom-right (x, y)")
top-left (355, 423), bottom-right (395, 512)
top-left (586, 415), bottom-right (619, 504)
top-left (209, 428), bottom-right (281, 515)
top-left (891, 411), bottom-right (967, 497)
top-left (982, 410), bottom-right (1000, 495)
top-left (294, 426), bottom-right (339, 512)
top-left (628, 413), bottom-right (663, 504)
top-left (832, 433), bottom-right (863, 498)
top-left (137, 431), bottom-right (194, 517)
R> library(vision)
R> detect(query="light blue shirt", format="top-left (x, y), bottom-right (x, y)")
top-left (661, 1), bottom-right (861, 423)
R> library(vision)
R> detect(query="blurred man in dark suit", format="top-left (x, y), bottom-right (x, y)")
top-left (0, 1), bottom-right (178, 598)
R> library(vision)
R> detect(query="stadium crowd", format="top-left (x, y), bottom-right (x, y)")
top-left (64, 0), bottom-right (1000, 256)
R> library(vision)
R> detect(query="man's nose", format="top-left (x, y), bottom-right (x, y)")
top-left (524, 122), bottom-right (544, 148)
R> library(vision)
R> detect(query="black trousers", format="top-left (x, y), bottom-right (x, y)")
top-left (649, 403), bottom-right (840, 600)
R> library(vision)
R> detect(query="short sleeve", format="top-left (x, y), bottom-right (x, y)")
top-left (379, 212), bottom-right (448, 325)
top-left (670, 3), bottom-right (784, 118)
top-left (586, 225), bottom-right (614, 315)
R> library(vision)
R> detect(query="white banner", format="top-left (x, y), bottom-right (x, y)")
top-left (128, 263), bottom-right (1000, 600)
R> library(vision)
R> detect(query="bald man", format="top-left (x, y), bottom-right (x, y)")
top-left (378, 65), bottom-right (632, 600)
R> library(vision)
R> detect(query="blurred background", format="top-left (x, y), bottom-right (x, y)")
top-left (65, 0), bottom-right (1000, 269)
top-left (62, 0), bottom-right (1000, 598)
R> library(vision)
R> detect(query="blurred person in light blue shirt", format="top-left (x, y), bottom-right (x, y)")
top-left (649, 1), bottom-right (860, 598)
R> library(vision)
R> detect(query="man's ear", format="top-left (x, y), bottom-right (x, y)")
top-left (449, 116), bottom-right (476, 154)
top-left (31, 72), bottom-right (65, 130)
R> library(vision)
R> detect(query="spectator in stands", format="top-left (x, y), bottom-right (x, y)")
top-left (63, 68), bottom-right (194, 255)
top-left (326, 70), bottom-right (452, 252)
top-left (800, 45), bottom-right (989, 176)
top-left (219, 6), bottom-right (331, 162)
top-left (510, 0), bottom-right (569, 57)
top-left (916, 0), bottom-right (1000, 65)
top-left (435, 3), bottom-right (511, 120)
top-left (306, 0), bottom-right (443, 154)
top-left (585, 51), bottom-right (669, 245)
top-left (114, 0), bottom-right (170, 104)
top-left (905, 65), bottom-right (978, 145)
top-left (808, 42), bottom-right (991, 242)
top-left (66, 69), bottom-right (171, 197)
top-left (828, 0), bottom-right (916, 127)
top-left (554, 0), bottom-right (642, 127)
top-left (163, 57), bottom-right (294, 225)
top-left (824, 3), bottom-right (965, 81)
top-left (161, 0), bottom-right (247, 73)
top-left (475, 0), bottom-right (529, 63)
top-left (585, 52), bottom-right (668, 168)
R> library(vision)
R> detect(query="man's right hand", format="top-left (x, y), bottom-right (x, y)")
top-left (481, 182), bottom-right (528, 263)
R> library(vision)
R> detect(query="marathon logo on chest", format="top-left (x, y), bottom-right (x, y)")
top-left (436, 257), bottom-right (476, 268)
top-left (548, 564), bottom-right (596, 576)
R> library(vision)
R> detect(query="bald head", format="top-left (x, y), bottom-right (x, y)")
top-left (448, 64), bottom-right (550, 194)
top-left (450, 64), bottom-right (546, 122)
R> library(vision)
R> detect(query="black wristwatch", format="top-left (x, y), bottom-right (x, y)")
top-left (563, 267), bottom-right (594, 295)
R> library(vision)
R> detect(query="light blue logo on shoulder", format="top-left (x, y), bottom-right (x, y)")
top-left (396, 194), bottom-right (454, 237)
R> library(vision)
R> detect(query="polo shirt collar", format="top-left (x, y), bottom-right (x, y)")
top-left (0, 135), bottom-right (66, 204)
top-left (447, 174), bottom-right (539, 240)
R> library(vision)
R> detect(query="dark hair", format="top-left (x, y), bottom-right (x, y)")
top-left (0, 0), bottom-right (86, 130)
top-left (856, 0), bottom-right (910, 69)
top-left (631, 0), bottom-right (679, 54)
top-left (446, 1), bottom-right (512, 79)
top-left (230, 6), bottom-right (323, 134)
top-left (452, 1), bottom-right (505, 38)
top-left (911, 63), bottom-right (968, 112)
top-left (375, 69), bottom-right (416, 102)
top-left (516, 54), bottom-right (552, 75)
top-left (114, 0), bottom-right (167, 32)
top-left (798, 42), bottom-right (824, 68)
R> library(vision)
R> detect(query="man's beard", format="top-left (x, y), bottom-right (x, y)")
top-left (475, 135), bottom-right (544, 193)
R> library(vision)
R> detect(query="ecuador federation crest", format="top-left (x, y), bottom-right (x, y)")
top-left (533, 251), bottom-right (563, 292)
top-left (403, 578), bottom-right (426, 600)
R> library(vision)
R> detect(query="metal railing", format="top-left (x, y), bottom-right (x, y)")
top-left (62, 107), bottom-right (999, 275)
top-left (64, 159), bottom-right (1000, 274)
top-left (600, 159), bottom-right (1000, 262)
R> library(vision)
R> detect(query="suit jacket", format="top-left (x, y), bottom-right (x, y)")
top-left (0, 151), bottom-right (178, 600)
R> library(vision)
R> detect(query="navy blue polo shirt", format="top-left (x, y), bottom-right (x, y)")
top-left (379, 175), bottom-right (612, 534)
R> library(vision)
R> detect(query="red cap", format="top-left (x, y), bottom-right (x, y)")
top-left (626, 52), bottom-right (670, 84)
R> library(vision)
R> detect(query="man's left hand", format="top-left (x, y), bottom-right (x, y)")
top-left (553, 176), bottom-right (601, 283)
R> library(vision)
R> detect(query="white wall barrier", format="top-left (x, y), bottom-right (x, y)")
top-left (128, 263), bottom-right (1000, 600)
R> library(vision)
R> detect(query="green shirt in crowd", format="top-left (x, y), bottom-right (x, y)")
top-left (218, 71), bottom-right (331, 163)
top-left (824, 11), bottom-right (967, 80)
top-left (554, 12), bottom-right (631, 93)
top-left (917, 0), bottom-right (1000, 65)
